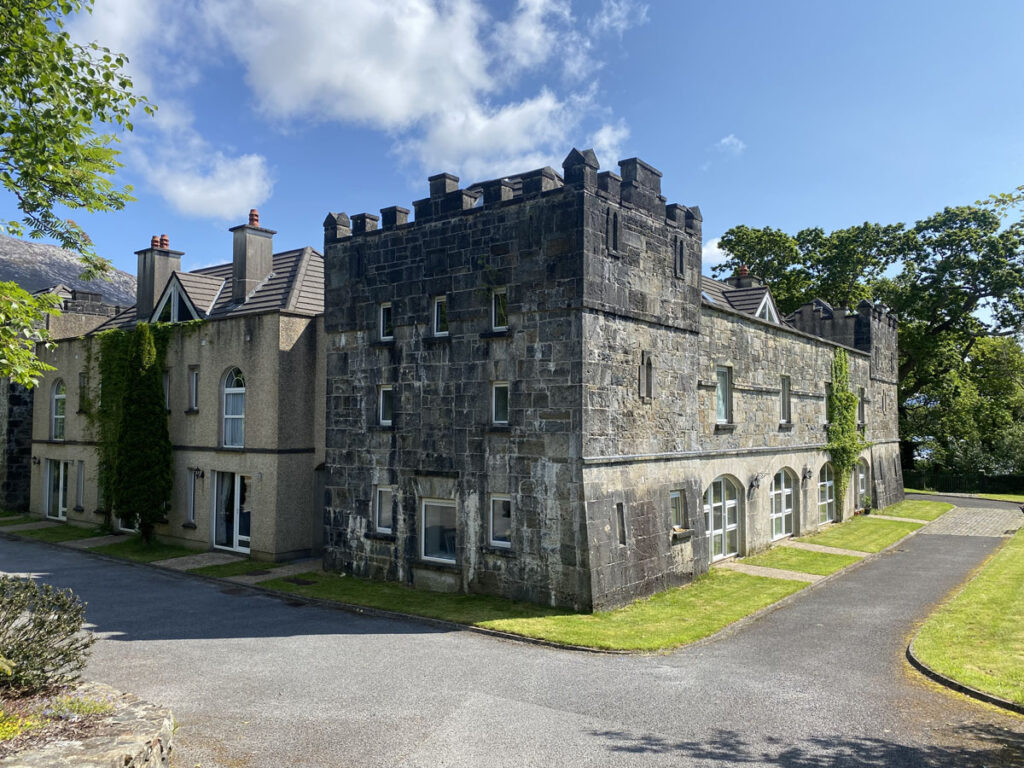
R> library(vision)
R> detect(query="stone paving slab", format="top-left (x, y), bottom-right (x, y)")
top-left (1, 520), bottom-right (59, 532)
top-left (64, 533), bottom-right (126, 549)
top-left (782, 539), bottom-right (868, 558)
top-left (151, 551), bottom-right (241, 571)
top-left (921, 506), bottom-right (1023, 537)
top-left (716, 560), bottom-right (822, 583)
top-left (226, 558), bottom-right (323, 585)
top-left (870, 513), bottom-right (930, 524)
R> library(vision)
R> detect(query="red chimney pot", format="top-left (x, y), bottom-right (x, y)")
top-left (150, 235), bottom-right (159, 248)
top-left (249, 209), bottom-right (259, 227)
top-left (159, 234), bottom-right (169, 249)
top-left (738, 264), bottom-right (749, 277)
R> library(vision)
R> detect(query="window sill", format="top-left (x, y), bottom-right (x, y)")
top-left (482, 544), bottom-right (514, 556)
top-left (182, 521), bottom-right (197, 530)
top-left (73, 505), bottom-right (84, 514)
top-left (413, 558), bottom-right (460, 573)
top-left (671, 527), bottom-right (693, 542)
top-left (364, 531), bottom-right (396, 542)
top-left (714, 423), bottom-right (736, 433)
top-left (777, 422), bottom-right (793, 431)
top-left (479, 329), bottom-right (510, 339)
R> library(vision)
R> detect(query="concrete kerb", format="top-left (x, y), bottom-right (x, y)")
top-left (0, 509), bottom-right (944, 657)
top-left (905, 640), bottom-right (1024, 716)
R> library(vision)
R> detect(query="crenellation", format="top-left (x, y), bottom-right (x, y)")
top-left (380, 206), bottom-right (410, 230)
top-left (351, 213), bottom-right (380, 234)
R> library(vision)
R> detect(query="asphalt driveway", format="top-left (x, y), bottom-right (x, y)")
top-left (1, 510), bottom-right (1022, 767)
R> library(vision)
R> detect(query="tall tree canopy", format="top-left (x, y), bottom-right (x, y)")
top-left (0, 0), bottom-right (152, 385)
top-left (715, 201), bottom-right (1024, 473)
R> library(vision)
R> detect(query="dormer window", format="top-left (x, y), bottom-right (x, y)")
top-left (755, 293), bottom-right (779, 323)
top-left (153, 282), bottom-right (198, 323)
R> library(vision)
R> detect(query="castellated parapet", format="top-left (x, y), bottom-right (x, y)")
top-left (787, 298), bottom-right (899, 384)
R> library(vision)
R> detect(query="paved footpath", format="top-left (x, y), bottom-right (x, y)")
top-left (1, 504), bottom-right (1022, 767)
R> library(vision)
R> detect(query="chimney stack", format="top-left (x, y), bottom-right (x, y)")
top-left (135, 234), bottom-right (183, 321)
top-left (229, 208), bottom-right (276, 304)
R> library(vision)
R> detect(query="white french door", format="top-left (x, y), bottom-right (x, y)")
top-left (46, 459), bottom-right (71, 520)
top-left (214, 471), bottom-right (251, 553)
top-left (770, 470), bottom-right (794, 539)
top-left (704, 476), bottom-right (739, 561)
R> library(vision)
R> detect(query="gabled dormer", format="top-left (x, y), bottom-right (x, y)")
top-left (151, 271), bottom-right (225, 323)
top-left (754, 291), bottom-right (781, 324)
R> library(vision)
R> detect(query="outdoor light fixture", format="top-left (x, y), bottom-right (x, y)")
top-left (31, 456), bottom-right (40, 465)
top-left (802, 466), bottom-right (814, 482)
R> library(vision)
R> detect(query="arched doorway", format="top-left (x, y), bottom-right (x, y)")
top-left (704, 476), bottom-right (740, 560)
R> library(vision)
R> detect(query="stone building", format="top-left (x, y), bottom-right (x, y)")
top-left (321, 148), bottom-right (903, 611)
top-left (28, 213), bottom-right (326, 560)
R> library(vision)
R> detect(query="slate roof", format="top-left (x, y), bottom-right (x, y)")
top-left (0, 233), bottom-right (136, 306)
top-left (95, 247), bottom-right (323, 332)
top-left (700, 275), bottom-right (786, 325)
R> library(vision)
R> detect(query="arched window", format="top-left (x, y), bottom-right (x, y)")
top-left (770, 469), bottom-right (795, 539)
top-left (51, 379), bottom-right (66, 440)
top-left (818, 463), bottom-right (835, 523)
top-left (222, 368), bottom-right (245, 447)
top-left (704, 476), bottom-right (740, 561)
top-left (855, 460), bottom-right (870, 508)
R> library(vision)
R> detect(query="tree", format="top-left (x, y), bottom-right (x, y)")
top-left (826, 349), bottom-right (868, 518)
top-left (0, 282), bottom-right (60, 386)
top-left (0, 0), bottom-right (152, 386)
top-left (111, 324), bottom-right (171, 543)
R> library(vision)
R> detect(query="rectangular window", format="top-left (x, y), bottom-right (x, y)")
top-left (379, 385), bottom-right (394, 426)
top-left (376, 486), bottom-right (395, 533)
top-left (163, 371), bottom-right (170, 410)
top-left (78, 372), bottom-right (89, 411)
top-left (187, 470), bottom-right (198, 524)
top-left (489, 495), bottom-right (512, 547)
top-left (189, 366), bottom-right (199, 410)
top-left (780, 375), bottom-right (791, 423)
top-left (825, 383), bottom-right (834, 424)
top-left (669, 490), bottom-right (684, 529)
top-left (715, 366), bottom-right (732, 423)
top-left (75, 460), bottom-right (85, 508)
top-left (492, 382), bottom-right (509, 424)
top-left (433, 296), bottom-right (448, 336)
top-left (421, 498), bottom-right (456, 563)
top-left (857, 387), bottom-right (866, 425)
top-left (491, 288), bottom-right (508, 331)
top-left (616, 502), bottom-right (626, 546)
top-left (379, 302), bottom-right (394, 340)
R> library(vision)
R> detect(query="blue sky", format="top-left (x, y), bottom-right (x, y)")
top-left (3, 0), bottom-right (1023, 277)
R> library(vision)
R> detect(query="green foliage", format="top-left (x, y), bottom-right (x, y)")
top-left (826, 350), bottom-right (869, 517)
top-left (0, 654), bottom-right (12, 676)
top-left (0, 576), bottom-right (93, 695)
top-left (111, 325), bottom-right (172, 542)
top-left (0, 710), bottom-right (38, 741)
top-left (0, 0), bottom-right (154, 268)
top-left (0, 281), bottom-right (60, 387)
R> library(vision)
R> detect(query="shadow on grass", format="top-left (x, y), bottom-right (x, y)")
top-left (588, 723), bottom-right (1024, 767)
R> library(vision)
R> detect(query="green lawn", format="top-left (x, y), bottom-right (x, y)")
top-left (260, 568), bottom-right (806, 651)
top-left (16, 524), bottom-right (104, 543)
top-left (905, 488), bottom-right (1024, 505)
top-left (913, 528), bottom-right (1024, 706)
top-left (742, 546), bottom-right (862, 576)
top-left (0, 515), bottom-right (32, 527)
top-left (188, 559), bottom-right (284, 578)
top-left (797, 515), bottom-right (923, 553)
top-left (875, 500), bottom-right (953, 521)
top-left (89, 536), bottom-right (198, 563)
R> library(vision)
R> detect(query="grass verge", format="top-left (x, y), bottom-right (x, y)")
top-left (905, 488), bottom-right (1024, 505)
top-left (188, 559), bottom-right (284, 578)
top-left (874, 500), bottom-right (953, 521)
top-left (16, 525), bottom-right (104, 543)
top-left (261, 568), bottom-right (806, 651)
top-left (88, 537), bottom-right (198, 563)
top-left (741, 546), bottom-right (862, 576)
top-left (797, 515), bottom-right (922, 553)
top-left (0, 516), bottom-right (31, 527)
top-left (913, 528), bottom-right (1024, 706)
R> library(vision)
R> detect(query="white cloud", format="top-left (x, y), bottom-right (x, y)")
top-left (140, 150), bottom-right (273, 220)
top-left (588, 0), bottom-right (649, 37)
top-left (492, 0), bottom-right (571, 76)
top-left (715, 134), bottom-right (747, 155)
top-left (702, 237), bottom-right (730, 269)
top-left (587, 120), bottom-right (629, 170)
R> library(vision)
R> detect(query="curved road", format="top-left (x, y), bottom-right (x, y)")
top-left (1, 500), bottom-right (1022, 767)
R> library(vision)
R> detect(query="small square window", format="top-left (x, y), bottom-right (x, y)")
top-left (669, 491), bottom-right (684, 529)
top-left (491, 289), bottom-right (508, 331)
top-left (380, 302), bottom-right (394, 341)
top-left (780, 375), bottom-right (791, 424)
top-left (490, 495), bottom-right (512, 547)
top-left (379, 386), bottom-right (394, 426)
top-left (433, 296), bottom-right (448, 336)
top-left (376, 486), bottom-right (395, 533)
top-left (492, 382), bottom-right (509, 424)
top-left (715, 366), bottom-right (732, 424)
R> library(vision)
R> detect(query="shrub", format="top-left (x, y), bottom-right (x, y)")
top-left (0, 577), bottom-right (93, 695)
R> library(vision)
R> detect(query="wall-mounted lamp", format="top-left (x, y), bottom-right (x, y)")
top-left (801, 466), bottom-right (814, 483)
top-left (189, 466), bottom-right (204, 479)
top-left (31, 456), bottom-right (40, 465)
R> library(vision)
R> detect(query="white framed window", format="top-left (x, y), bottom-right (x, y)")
top-left (187, 469), bottom-right (198, 525)
top-left (489, 495), bottom-right (512, 547)
top-left (433, 296), bottom-right (448, 336)
top-left (669, 490), bottom-right (685, 529)
top-left (188, 366), bottom-right (200, 410)
top-left (379, 385), bottom-right (394, 426)
top-left (51, 379), bottom-right (66, 440)
top-left (780, 375), bottom-right (791, 424)
top-left (75, 460), bottom-right (85, 509)
top-left (856, 460), bottom-right (870, 507)
top-left (492, 382), bottom-right (509, 424)
top-left (770, 470), bottom-right (795, 539)
top-left (421, 498), bottom-right (456, 563)
top-left (379, 302), bottom-right (394, 340)
top-left (153, 282), bottom-right (198, 323)
top-left (818, 463), bottom-right (836, 523)
top-left (376, 486), bottom-right (395, 533)
top-left (715, 366), bottom-right (732, 424)
top-left (704, 476), bottom-right (739, 560)
top-left (222, 368), bottom-right (245, 447)
top-left (491, 288), bottom-right (508, 331)
top-left (857, 387), bottom-right (866, 425)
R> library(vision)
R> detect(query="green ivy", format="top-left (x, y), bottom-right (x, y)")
top-left (826, 349), bottom-right (870, 518)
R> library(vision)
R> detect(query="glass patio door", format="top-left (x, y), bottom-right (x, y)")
top-left (214, 471), bottom-right (251, 553)
top-left (46, 459), bottom-right (70, 519)
top-left (704, 476), bottom-right (739, 561)
top-left (770, 470), bottom-right (794, 539)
